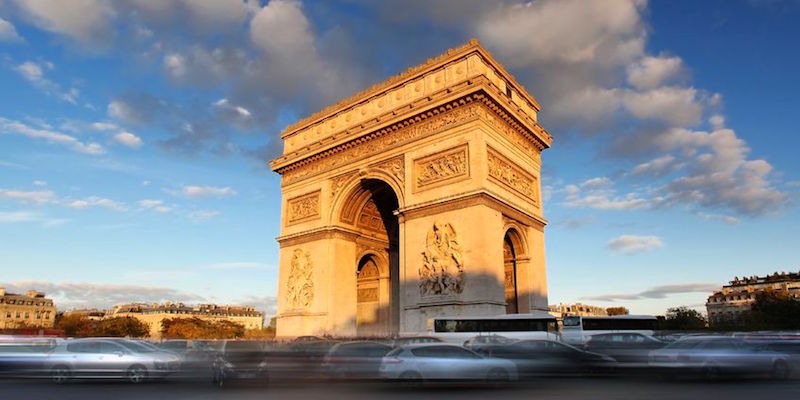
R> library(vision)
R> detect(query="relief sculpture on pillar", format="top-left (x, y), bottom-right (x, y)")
top-left (419, 221), bottom-right (464, 296)
top-left (286, 249), bottom-right (314, 309)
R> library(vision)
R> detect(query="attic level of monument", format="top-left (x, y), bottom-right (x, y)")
top-left (270, 40), bottom-right (552, 177)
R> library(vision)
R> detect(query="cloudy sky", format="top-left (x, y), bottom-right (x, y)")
top-left (0, 0), bottom-right (798, 317)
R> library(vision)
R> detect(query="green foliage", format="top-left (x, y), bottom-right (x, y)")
top-left (659, 306), bottom-right (707, 331)
top-left (605, 307), bottom-right (630, 316)
top-left (161, 317), bottom-right (245, 339)
top-left (93, 316), bottom-right (149, 338)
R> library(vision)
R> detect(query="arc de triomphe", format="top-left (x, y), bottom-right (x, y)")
top-left (270, 40), bottom-right (552, 337)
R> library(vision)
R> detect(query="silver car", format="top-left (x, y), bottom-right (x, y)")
top-left (45, 338), bottom-right (181, 383)
top-left (379, 343), bottom-right (518, 382)
top-left (648, 336), bottom-right (791, 379)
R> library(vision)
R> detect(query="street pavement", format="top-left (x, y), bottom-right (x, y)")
top-left (1, 378), bottom-right (799, 400)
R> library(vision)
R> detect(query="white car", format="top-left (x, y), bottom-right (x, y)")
top-left (379, 343), bottom-right (518, 382)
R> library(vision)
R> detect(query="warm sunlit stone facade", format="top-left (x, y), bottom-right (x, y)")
top-left (271, 40), bottom-right (553, 338)
top-left (0, 287), bottom-right (56, 329)
top-left (706, 271), bottom-right (800, 325)
top-left (110, 302), bottom-right (264, 338)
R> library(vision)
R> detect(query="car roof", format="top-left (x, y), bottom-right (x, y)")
top-left (398, 343), bottom-right (467, 349)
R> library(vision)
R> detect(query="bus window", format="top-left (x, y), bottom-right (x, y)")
top-left (562, 316), bottom-right (581, 327)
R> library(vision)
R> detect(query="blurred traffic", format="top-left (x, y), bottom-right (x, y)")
top-left (2, 330), bottom-right (799, 387)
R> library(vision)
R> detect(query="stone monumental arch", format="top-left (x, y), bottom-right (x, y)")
top-left (270, 40), bottom-right (553, 337)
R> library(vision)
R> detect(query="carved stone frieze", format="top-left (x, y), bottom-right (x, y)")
top-left (330, 171), bottom-right (357, 203)
top-left (281, 102), bottom-right (482, 185)
top-left (286, 249), bottom-right (314, 309)
top-left (419, 221), bottom-right (464, 297)
top-left (371, 155), bottom-right (405, 185)
top-left (287, 191), bottom-right (321, 224)
top-left (414, 144), bottom-right (469, 191)
top-left (487, 147), bottom-right (538, 204)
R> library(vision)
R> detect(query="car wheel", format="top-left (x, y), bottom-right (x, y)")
top-left (127, 365), bottom-right (148, 384)
top-left (51, 365), bottom-right (70, 384)
top-left (772, 360), bottom-right (790, 380)
top-left (486, 368), bottom-right (509, 383)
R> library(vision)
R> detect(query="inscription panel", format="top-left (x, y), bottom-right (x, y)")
top-left (413, 144), bottom-right (470, 192)
top-left (286, 190), bottom-right (321, 225)
top-left (487, 146), bottom-right (539, 204)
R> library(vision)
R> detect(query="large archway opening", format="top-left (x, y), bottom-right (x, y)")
top-left (503, 230), bottom-right (521, 314)
top-left (343, 179), bottom-right (400, 336)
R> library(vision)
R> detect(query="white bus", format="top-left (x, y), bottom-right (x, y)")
top-left (429, 312), bottom-right (560, 344)
top-left (560, 315), bottom-right (658, 345)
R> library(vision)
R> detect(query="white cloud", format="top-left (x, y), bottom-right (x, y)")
top-left (138, 199), bottom-right (171, 213)
top-left (33, 180), bottom-right (47, 187)
top-left (563, 177), bottom-right (648, 210)
top-left (0, 117), bottom-right (104, 154)
top-left (14, 0), bottom-right (116, 47)
top-left (0, 188), bottom-right (55, 204)
top-left (0, 210), bottom-right (68, 227)
top-left (67, 196), bottom-right (127, 212)
top-left (112, 131), bottom-right (143, 148)
top-left (14, 61), bottom-right (80, 103)
top-left (622, 86), bottom-right (705, 126)
top-left (697, 212), bottom-right (740, 225)
top-left (90, 121), bottom-right (118, 131)
top-left (188, 209), bottom-right (221, 222)
top-left (478, 0), bottom-right (645, 68)
top-left (626, 54), bottom-right (684, 90)
top-left (607, 234), bottom-right (664, 254)
top-left (0, 280), bottom-right (206, 310)
top-left (583, 283), bottom-right (718, 302)
top-left (0, 17), bottom-right (22, 42)
top-left (176, 185), bottom-right (236, 198)
top-left (631, 155), bottom-right (677, 177)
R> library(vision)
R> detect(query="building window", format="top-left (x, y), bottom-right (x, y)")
top-left (24, 312), bottom-right (30, 319)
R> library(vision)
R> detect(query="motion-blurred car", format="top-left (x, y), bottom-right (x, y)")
top-left (45, 338), bottom-right (181, 383)
top-left (462, 335), bottom-right (517, 355)
top-left (0, 337), bottom-right (56, 378)
top-left (391, 336), bottom-right (443, 347)
top-left (211, 340), bottom-right (269, 387)
top-left (379, 343), bottom-right (518, 382)
top-left (648, 336), bottom-right (791, 379)
top-left (321, 341), bottom-right (393, 380)
top-left (488, 339), bottom-right (616, 378)
top-left (585, 332), bottom-right (665, 367)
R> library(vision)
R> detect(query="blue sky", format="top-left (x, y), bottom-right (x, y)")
top-left (0, 0), bottom-right (797, 318)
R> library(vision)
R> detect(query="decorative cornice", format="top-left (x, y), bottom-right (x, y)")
top-left (273, 88), bottom-right (549, 186)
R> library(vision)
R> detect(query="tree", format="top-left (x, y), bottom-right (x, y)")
top-left (660, 307), bottom-right (707, 331)
top-left (93, 316), bottom-right (150, 338)
top-left (748, 290), bottom-right (800, 330)
top-left (55, 314), bottom-right (94, 337)
top-left (606, 307), bottom-right (630, 316)
top-left (161, 317), bottom-right (245, 339)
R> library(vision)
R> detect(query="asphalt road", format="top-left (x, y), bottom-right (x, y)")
top-left (1, 378), bottom-right (799, 400)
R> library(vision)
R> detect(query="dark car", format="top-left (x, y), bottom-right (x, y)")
top-left (212, 340), bottom-right (269, 387)
top-left (488, 339), bottom-right (616, 378)
top-left (585, 333), bottom-right (665, 367)
top-left (321, 341), bottom-right (393, 380)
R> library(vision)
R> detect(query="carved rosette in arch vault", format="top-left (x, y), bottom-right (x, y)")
top-left (419, 221), bottom-right (464, 297)
top-left (286, 249), bottom-right (314, 309)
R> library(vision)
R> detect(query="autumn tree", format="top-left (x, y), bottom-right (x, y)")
top-left (55, 314), bottom-right (94, 337)
top-left (93, 316), bottom-right (150, 338)
top-left (606, 307), bottom-right (630, 316)
top-left (161, 317), bottom-right (245, 339)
